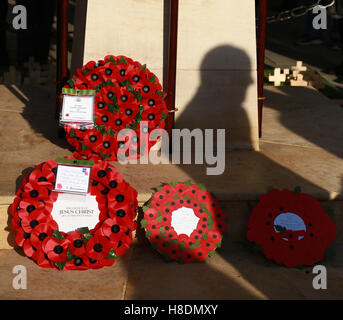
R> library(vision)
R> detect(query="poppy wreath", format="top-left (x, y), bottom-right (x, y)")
top-left (247, 188), bottom-right (337, 268)
top-left (140, 181), bottom-right (228, 263)
top-left (62, 54), bottom-right (169, 161)
top-left (9, 158), bottom-right (138, 270)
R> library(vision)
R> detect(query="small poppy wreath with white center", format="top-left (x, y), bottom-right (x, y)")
top-left (9, 158), bottom-right (138, 270)
top-left (247, 188), bottom-right (337, 268)
top-left (63, 54), bottom-right (169, 162)
top-left (140, 181), bottom-right (228, 263)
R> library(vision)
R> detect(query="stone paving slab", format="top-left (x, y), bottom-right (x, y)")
top-left (1, 241), bottom-right (342, 300)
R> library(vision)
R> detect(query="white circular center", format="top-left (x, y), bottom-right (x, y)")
top-left (51, 192), bottom-right (100, 233)
top-left (171, 206), bottom-right (200, 237)
top-left (273, 212), bottom-right (306, 241)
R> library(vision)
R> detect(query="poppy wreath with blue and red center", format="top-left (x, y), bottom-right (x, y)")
top-left (9, 158), bottom-right (138, 270)
top-left (140, 181), bottom-right (228, 263)
top-left (247, 188), bottom-right (337, 268)
top-left (62, 55), bottom-right (169, 162)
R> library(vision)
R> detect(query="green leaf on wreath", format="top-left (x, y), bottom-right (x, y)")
top-left (207, 214), bottom-right (214, 231)
top-left (161, 112), bottom-right (168, 121)
top-left (55, 261), bottom-right (66, 270)
top-left (142, 204), bottom-right (152, 212)
top-left (82, 68), bottom-right (91, 75)
top-left (293, 186), bottom-right (302, 195)
top-left (132, 91), bottom-right (143, 102)
top-left (183, 180), bottom-right (192, 187)
top-left (81, 233), bottom-right (92, 244)
top-left (78, 227), bottom-right (90, 234)
top-left (107, 56), bottom-right (116, 64)
top-left (52, 229), bottom-right (65, 240)
top-left (106, 248), bottom-right (118, 259)
top-left (141, 219), bottom-right (148, 228)
top-left (170, 239), bottom-right (178, 245)
top-left (197, 183), bottom-right (207, 191)
top-left (139, 64), bottom-right (147, 73)
top-left (156, 216), bottom-right (162, 223)
top-left (173, 193), bottom-right (180, 199)
top-left (177, 241), bottom-right (186, 251)
top-left (148, 75), bottom-right (157, 84)
top-left (215, 241), bottom-right (222, 249)
top-left (189, 240), bottom-right (201, 250)
top-left (104, 128), bottom-right (115, 136)
top-left (156, 186), bottom-right (163, 191)
top-left (118, 56), bottom-right (128, 64)
top-left (69, 129), bottom-right (78, 139)
top-left (81, 142), bottom-right (89, 151)
top-left (170, 181), bottom-right (178, 187)
top-left (66, 249), bottom-right (77, 261)
top-left (67, 78), bottom-right (76, 89)
top-left (156, 90), bottom-right (165, 99)
top-left (183, 195), bottom-right (191, 200)
top-left (107, 103), bottom-right (119, 114)
top-left (207, 250), bottom-right (216, 257)
top-left (201, 233), bottom-right (208, 241)
top-left (99, 150), bottom-right (112, 160)
top-left (145, 230), bottom-right (152, 238)
top-left (274, 225), bottom-right (287, 234)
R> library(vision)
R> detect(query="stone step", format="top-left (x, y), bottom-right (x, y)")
top-left (1, 242), bottom-right (343, 299)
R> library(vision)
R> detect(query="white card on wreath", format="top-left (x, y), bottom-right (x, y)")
top-left (55, 164), bottom-right (91, 194)
top-left (61, 94), bottom-right (94, 123)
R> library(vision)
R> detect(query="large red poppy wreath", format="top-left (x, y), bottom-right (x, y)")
top-left (9, 159), bottom-right (138, 270)
top-left (62, 55), bottom-right (169, 161)
top-left (247, 189), bottom-right (336, 267)
top-left (141, 181), bottom-right (228, 263)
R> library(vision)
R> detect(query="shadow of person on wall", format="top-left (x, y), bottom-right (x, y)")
top-left (175, 45), bottom-right (256, 151)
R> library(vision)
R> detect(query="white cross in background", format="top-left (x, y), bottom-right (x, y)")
top-left (291, 61), bottom-right (307, 74)
top-left (269, 68), bottom-right (289, 86)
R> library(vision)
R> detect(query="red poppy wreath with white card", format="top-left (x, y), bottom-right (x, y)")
top-left (247, 188), bottom-right (337, 268)
top-left (62, 54), bottom-right (168, 161)
top-left (141, 181), bottom-right (228, 263)
top-left (9, 158), bottom-right (138, 270)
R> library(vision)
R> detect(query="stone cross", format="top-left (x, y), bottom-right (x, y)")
top-left (290, 72), bottom-right (308, 86)
top-left (269, 68), bottom-right (289, 86)
top-left (291, 61), bottom-right (307, 74)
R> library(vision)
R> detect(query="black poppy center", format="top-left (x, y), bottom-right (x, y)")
top-left (132, 75), bottom-right (140, 82)
top-left (101, 115), bottom-right (109, 122)
top-left (116, 194), bottom-right (125, 202)
top-left (120, 69), bottom-right (126, 77)
top-left (73, 239), bottom-right (83, 248)
top-left (53, 245), bottom-right (63, 254)
top-left (103, 141), bottom-right (110, 148)
top-left (125, 108), bottom-right (133, 116)
top-left (148, 113), bottom-right (155, 120)
top-left (97, 170), bottom-right (106, 178)
top-left (91, 73), bottom-right (98, 81)
top-left (120, 95), bottom-right (128, 102)
top-left (109, 180), bottom-right (118, 188)
top-left (116, 209), bottom-right (125, 217)
top-left (27, 205), bottom-right (36, 213)
top-left (111, 224), bottom-right (120, 233)
top-left (30, 220), bottom-right (39, 228)
top-left (105, 68), bottom-right (112, 76)
top-left (93, 243), bottom-right (103, 252)
top-left (148, 99), bottom-right (155, 106)
top-left (38, 177), bottom-right (47, 182)
top-left (30, 190), bottom-right (39, 198)
top-left (74, 257), bottom-right (83, 266)
top-left (97, 102), bottom-right (105, 109)
top-left (107, 92), bottom-right (114, 99)
top-left (115, 119), bottom-right (122, 126)
top-left (143, 85), bottom-right (150, 93)
top-left (38, 232), bottom-right (47, 241)
top-left (89, 135), bottom-right (97, 142)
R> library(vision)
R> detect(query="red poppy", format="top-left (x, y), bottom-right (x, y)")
top-left (181, 249), bottom-right (195, 263)
top-left (66, 230), bottom-right (86, 256)
top-left (113, 63), bottom-right (129, 82)
top-left (33, 249), bottom-right (52, 268)
top-left (166, 244), bottom-right (181, 260)
top-left (140, 94), bottom-right (163, 112)
top-left (127, 65), bottom-right (146, 90)
top-left (247, 189), bottom-right (337, 267)
top-left (86, 235), bottom-right (112, 260)
top-left (99, 62), bottom-right (117, 82)
top-left (83, 130), bottom-right (103, 149)
top-left (42, 237), bottom-right (70, 263)
top-left (139, 78), bottom-right (160, 98)
top-left (100, 85), bottom-right (119, 104)
top-left (30, 223), bottom-right (55, 249)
